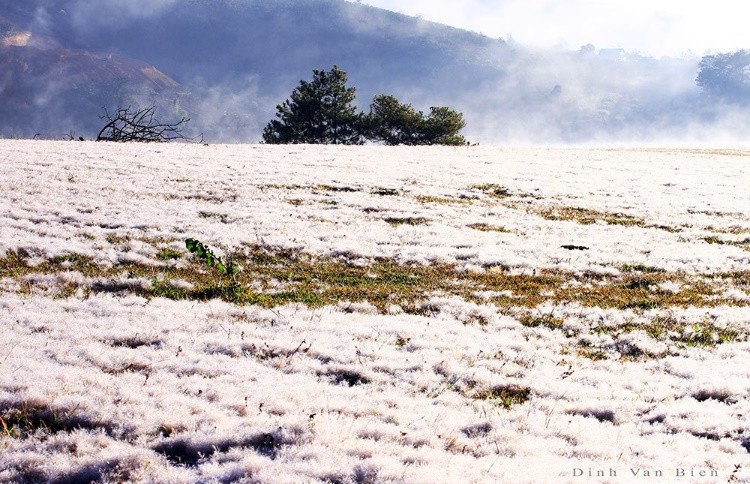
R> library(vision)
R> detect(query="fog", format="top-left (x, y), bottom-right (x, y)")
top-left (360, 0), bottom-right (749, 58)
top-left (1, 0), bottom-right (748, 144)
top-left (452, 47), bottom-right (745, 145)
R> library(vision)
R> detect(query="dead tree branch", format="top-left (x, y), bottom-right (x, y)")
top-left (96, 105), bottom-right (189, 142)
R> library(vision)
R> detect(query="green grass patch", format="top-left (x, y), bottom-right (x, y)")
top-left (620, 264), bottom-right (665, 274)
top-left (105, 234), bottom-right (130, 245)
top-left (472, 385), bottom-right (531, 409)
top-left (703, 236), bottom-right (750, 251)
top-left (316, 184), bottom-right (360, 193)
top-left (472, 184), bottom-right (511, 198)
top-left (585, 315), bottom-right (740, 357)
top-left (645, 224), bottom-right (683, 233)
top-left (416, 195), bottom-right (471, 205)
top-left (681, 324), bottom-right (738, 347)
top-left (519, 314), bottom-right (564, 330)
top-left (258, 183), bottom-right (304, 191)
top-left (0, 401), bottom-right (111, 439)
top-left (384, 217), bottom-right (429, 227)
top-left (467, 223), bottom-right (510, 233)
top-left (395, 335), bottom-right (411, 348)
top-left (371, 187), bottom-right (400, 196)
top-left (620, 299), bottom-right (659, 310)
top-left (198, 211), bottom-right (229, 223)
top-left (537, 206), bottom-right (645, 227)
top-left (577, 348), bottom-right (609, 361)
top-left (156, 247), bottom-right (182, 261)
top-left (2, 245), bottom-right (749, 316)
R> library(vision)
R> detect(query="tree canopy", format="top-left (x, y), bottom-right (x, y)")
top-left (364, 94), bottom-right (424, 145)
top-left (362, 94), bottom-right (467, 146)
top-left (421, 106), bottom-right (468, 146)
top-left (696, 50), bottom-right (750, 103)
top-left (263, 67), bottom-right (468, 145)
top-left (262, 66), bottom-right (363, 144)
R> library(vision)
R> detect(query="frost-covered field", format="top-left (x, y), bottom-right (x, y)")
top-left (2, 140), bottom-right (750, 483)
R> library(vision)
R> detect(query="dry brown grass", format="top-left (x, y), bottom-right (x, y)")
top-left (704, 236), bottom-right (750, 252)
top-left (2, 244), bottom-right (748, 314)
top-left (536, 206), bottom-right (645, 227)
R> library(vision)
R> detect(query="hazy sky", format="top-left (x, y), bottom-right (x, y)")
top-left (358, 0), bottom-right (748, 57)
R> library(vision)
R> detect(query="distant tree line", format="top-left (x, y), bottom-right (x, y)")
top-left (89, 53), bottom-right (750, 144)
top-left (262, 66), bottom-right (468, 145)
top-left (696, 49), bottom-right (750, 103)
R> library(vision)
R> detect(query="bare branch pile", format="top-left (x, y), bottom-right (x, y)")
top-left (96, 105), bottom-right (189, 142)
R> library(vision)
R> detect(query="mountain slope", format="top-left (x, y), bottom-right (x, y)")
top-left (0, 0), bottom-right (744, 142)
top-left (0, 0), bottom-right (508, 140)
top-left (29, 0), bottom-right (507, 91)
top-left (0, 41), bottom-right (184, 138)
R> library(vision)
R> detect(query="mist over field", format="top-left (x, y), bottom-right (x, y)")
top-left (1, 0), bottom-right (748, 143)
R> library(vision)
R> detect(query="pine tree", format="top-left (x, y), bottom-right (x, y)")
top-left (262, 66), bottom-right (363, 144)
top-left (364, 94), bottom-right (424, 145)
top-left (422, 106), bottom-right (468, 146)
top-left (363, 94), bottom-right (468, 146)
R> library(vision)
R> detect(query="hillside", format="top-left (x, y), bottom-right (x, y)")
top-left (0, 0), bottom-right (746, 142)
top-left (0, 0), bottom-right (507, 140)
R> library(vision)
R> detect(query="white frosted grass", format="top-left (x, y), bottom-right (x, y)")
top-left (1, 141), bottom-right (750, 481)
top-left (2, 141), bottom-right (749, 273)
top-left (2, 294), bottom-right (750, 481)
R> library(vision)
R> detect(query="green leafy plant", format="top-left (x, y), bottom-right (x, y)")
top-left (185, 238), bottom-right (242, 280)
